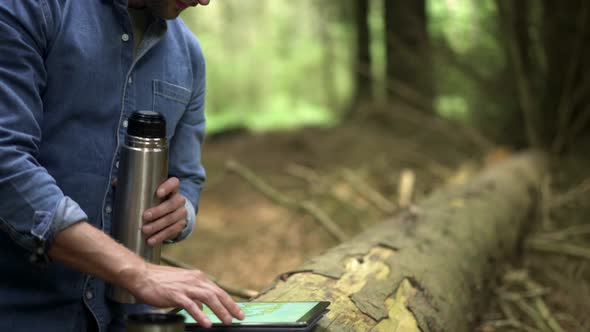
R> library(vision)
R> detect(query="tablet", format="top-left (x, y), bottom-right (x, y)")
top-left (175, 301), bottom-right (330, 332)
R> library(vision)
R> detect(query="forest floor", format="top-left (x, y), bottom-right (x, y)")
top-left (163, 111), bottom-right (590, 331)
top-left (476, 149), bottom-right (590, 332)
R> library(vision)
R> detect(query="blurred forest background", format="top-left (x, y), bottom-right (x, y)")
top-left (180, 0), bottom-right (589, 150)
top-left (162, 0), bottom-right (590, 331)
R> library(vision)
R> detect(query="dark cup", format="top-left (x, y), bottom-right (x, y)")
top-left (126, 313), bottom-right (185, 332)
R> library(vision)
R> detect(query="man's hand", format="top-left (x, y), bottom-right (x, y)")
top-left (142, 177), bottom-right (187, 245)
top-left (50, 222), bottom-right (245, 328)
top-left (127, 263), bottom-right (245, 327)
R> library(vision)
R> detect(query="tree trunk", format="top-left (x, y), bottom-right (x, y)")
top-left (542, 1), bottom-right (590, 151)
top-left (496, 0), bottom-right (542, 148)
top-left (384, 0), bottom-right (433, 111)
top-left (255, 152), bottom-right (546, 332)
top-left (318, 4), bottom-right (339, 110)
top-left (352, 0), bottom-right (372, 108)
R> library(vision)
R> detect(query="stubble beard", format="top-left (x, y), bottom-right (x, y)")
top-left (145, 0), bottom-right (180, 19)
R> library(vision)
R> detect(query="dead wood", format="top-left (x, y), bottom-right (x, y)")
top-left (550, 178), bottom-right (590, 208)
top-left (340, 168), bottom-right (396, 214)
top-left (253, 151), bottom-right (546, 332)
top-left (497, 270), bottom-right (565, 332)
top-left (398, 168), bottom-right (416, 208)
top-left (225, 160), bottom-right (348, 242)
top-left (525, 239), bottom-right (590, 261)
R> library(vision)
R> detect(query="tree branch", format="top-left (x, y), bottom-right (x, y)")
top-left (225, 160), bottom-right (348, 242)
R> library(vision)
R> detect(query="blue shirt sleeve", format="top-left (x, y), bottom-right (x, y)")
top-left (166, 33), bottom-right (207, 243)
top-left (0, 0), bottom-right (88, 263)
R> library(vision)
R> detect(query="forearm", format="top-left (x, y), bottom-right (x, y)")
top-left (48, 221), bottom-right (146, 289)
top-left (49, 222), bottom-right (244, 326)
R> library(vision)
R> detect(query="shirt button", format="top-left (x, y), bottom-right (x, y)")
top-left (121, 33), bottom-right (130, 42)
top-left (122, 119), bottom-right (129, 128)
top-left (115, 160), bottom-right (120, 168)
top-left (85, 290), bottom-right (94, 300)
top-left (128, 77), bottom-right (133, 85)
top-left (105, 205), bottom-right (112, 214)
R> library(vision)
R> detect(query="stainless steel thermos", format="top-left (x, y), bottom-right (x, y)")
top-left (109, 111), bottom-right (169, 303)
top-left (126, 313), bottom-right (185, 332)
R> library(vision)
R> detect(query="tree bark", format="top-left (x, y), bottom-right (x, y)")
top-left (384, 0), bottom-right (433, 111)
top-left (496, 0), bottom-right (541, 148)
top-left (255, 152), bottom-right (547, 332)
top-left (352, 0), bottom-right (372, 108)
top-left (542, 1), bottom-right (590, 151)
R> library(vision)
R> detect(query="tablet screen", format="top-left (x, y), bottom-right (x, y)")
top-left (178, 301), bottom-right (322, 325)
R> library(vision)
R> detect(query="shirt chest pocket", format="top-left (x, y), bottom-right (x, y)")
top-left (152, 80), bottom-right (192, 139)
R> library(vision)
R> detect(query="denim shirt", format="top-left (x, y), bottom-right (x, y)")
top-left (0, 0), bottom-right (206, 331)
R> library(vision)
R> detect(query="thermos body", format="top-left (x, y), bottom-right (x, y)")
top-left (113, 136), bottom-right (168, 264)
top-left (109, 111), bottom-right (169, 303)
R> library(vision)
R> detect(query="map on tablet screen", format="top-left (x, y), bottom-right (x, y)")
top-left (178, 302), bottom-right (322, 325)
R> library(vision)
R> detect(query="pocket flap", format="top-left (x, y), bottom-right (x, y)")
top-left (153, 80), bottom-right (191, 104)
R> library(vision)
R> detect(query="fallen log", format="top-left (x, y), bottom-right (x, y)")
top-left (254, 152), bottom-right (546, 332)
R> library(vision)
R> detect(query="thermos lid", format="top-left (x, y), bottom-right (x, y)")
top-left (126, 313), bottom-right (185, 332)
top-left (127, 111), bottom-right (167, 139)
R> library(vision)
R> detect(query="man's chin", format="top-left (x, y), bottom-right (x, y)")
top-left (146, 1), bottom-right (181, 20)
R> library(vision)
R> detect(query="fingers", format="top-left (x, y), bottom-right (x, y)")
top-left (217, 288), bottom-right (245, 321)
top-left (143, 206), bottom-right (187, 245)
top-left (184, 273), bottom-right (244, 325)
top-left (135, 266), bottom-right (243, 328)
top-left (156, 177), bottom-right (180, 199)
top-left (179, 295), bottom-right (212, 328)
top-left (198, 289), bottom-right (233, 325)
top-left (189, 284), bottom-right (243, 326)
top-left (147, 219), bottom-right (186, 246)
top-left (143, 192), bottom-right (186, 222)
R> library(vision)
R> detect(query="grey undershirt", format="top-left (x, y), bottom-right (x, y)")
top-left (128, 8), bottom-right (150, 56)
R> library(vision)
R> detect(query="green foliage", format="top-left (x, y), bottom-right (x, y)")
top-left (368, 0), bottom-right (386, 103)
top-left (181, 1), bottom-right (348, 133)
top-left (181, 0), bottom-right (506, 134)
top-left (428, 0), bottom-right (507, 133)
top-left (436, 95), bottom-right (470, 121)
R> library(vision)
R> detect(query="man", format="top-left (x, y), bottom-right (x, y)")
top-left (0, 0), bottom-right (244, 330)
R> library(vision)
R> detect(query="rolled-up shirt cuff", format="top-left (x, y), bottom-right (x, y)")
top-left (164, 197), bottom-right (195, 244)
top-left (53, 196), bottom-right (89, 233)
top-left (29, 196), bottom-right (88, 264)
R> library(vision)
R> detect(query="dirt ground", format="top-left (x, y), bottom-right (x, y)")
top-left (163, 115), bottom-right (590, 330)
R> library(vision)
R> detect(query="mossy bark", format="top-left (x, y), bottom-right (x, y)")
top-left (254, 152), bottom-right (546, 332)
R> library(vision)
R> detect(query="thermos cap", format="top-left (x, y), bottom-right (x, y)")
top-left (126, 313), bottom-right (185, 332)
top-left (127, 111), bottom-right (167, 139)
